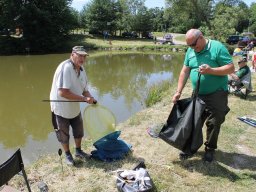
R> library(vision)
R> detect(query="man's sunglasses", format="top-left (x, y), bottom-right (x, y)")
top-left (188, 35), bottom-right (200, 47)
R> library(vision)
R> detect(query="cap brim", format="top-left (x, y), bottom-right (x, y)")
top-left (75, 51), bottom-right (88, 55)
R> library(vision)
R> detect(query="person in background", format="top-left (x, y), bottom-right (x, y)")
top-left (172, 29), bottom-right (234, 162)
top-left (246, 41), bottom-right (254, 51)
top-left (228, 57), bottom-right (250, 88)
top-left (252, 51), bottom-right (256, 72)
top-left (232, 46), bottom-right (243, 56)
top-left (50, 46), bottom-right (97, 166)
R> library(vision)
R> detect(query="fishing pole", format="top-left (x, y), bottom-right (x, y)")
top-left (42, 100), bottom-right (83, 102)
top-left (42, 99), bottom-right (97, 104)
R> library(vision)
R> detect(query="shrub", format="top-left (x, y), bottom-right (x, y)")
top-left (145, 80), bottom-right (171, 107)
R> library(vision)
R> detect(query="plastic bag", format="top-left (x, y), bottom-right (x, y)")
top-left (159, 97), bottom-right (205, 154)
top-left (116, 162), bottom-right (154, 192)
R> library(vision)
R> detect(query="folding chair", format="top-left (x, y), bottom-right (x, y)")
top-left (228, 70), bottom-right (252, 99)
top-left (0, 149), bottom-right (31, 192)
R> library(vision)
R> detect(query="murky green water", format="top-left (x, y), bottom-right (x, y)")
top-left (0, 51), bottom-right (184, 164)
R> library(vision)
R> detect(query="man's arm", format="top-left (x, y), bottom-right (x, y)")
top-left (172, 65), bottom-right (190, 103)
top-left (199, 63), bottom-right (235, 76)
top-left (58, 88), bottom-right (91, 102)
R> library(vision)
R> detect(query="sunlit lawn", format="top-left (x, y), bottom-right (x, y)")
top-left (84, 35), bottom-right (156, 47)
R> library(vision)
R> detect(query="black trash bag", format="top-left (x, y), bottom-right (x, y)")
top-left (159, 73), bottom-right (206, 154)
top-left (116, 162), bottom-right (154, 192)
top-left (159, 97), bottom-right (205, 154)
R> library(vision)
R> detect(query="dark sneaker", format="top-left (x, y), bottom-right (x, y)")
top-left (75, 149), bottom-right (91, 160)
top-left (203, 149), bottom-right (215, 162)
top-left (179, 151), bottom-right (193, 160)
top-left (133, 161), bottom-right (146, 170)
top-left (66, 154), bottom-right (75, 166)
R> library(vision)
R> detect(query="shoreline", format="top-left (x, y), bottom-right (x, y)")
top-left (6, 72), bottom-right (256, 191)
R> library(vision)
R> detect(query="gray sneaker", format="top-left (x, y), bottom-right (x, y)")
top-left (75, 149), bottom-right (91, 159)
top-left (146, 123), bottom-right (164, 138)
top-left (65, 154), bottom-right (75, 166)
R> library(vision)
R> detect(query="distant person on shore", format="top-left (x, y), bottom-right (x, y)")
top-left (50, 46), bottom-right (97, 166)
top-left (172, 29), bottom-right (234, 162)
top-left (228, 56), bottom-right (250, 88)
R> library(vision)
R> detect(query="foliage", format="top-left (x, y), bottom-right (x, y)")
top-left (209, 5), bottom-right (239, 41)
top-left (81, 0), bottom-right (156, 36)
top-left (132, 6), bottom-right (153, 34)
top-left (0, 36), bottom-right (27, 55)
top-left (1, 0), bottom-right (256, 54)
top-left (145, 80), bottom-right (171, 107)
top-left (249, 3), bottom-right (256, 34)
top-left (148, 7), bottom-right (165, 32)
top-left (0, 0), bottom-right (78, 54)
top-left (165, 0), bottom-right (214, 32)
top-left (82, 0), bottom-right (119, 35)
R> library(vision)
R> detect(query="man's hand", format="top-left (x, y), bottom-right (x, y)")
top-left (199, 64), bottom-right (210, 74)
top-left (172, 92), bottom-right (181, 104)
top-left (84, 97), bottom-right (97, 104)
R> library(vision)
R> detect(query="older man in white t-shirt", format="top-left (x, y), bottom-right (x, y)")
top-left (50, 46), bottom-right (97, 165)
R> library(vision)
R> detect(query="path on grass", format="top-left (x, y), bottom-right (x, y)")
top-left (172, 33), bottom-right (186, 45)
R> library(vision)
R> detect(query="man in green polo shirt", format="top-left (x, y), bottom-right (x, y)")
top-left (172, 29), bottom-right (235, 162)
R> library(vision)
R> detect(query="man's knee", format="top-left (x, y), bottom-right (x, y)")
top-left (206, 113), bottom-right (226, 127)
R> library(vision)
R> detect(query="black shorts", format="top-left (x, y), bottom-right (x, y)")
top-left (51, 112), bottom-right (84, 144)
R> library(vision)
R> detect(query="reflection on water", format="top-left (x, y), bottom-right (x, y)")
top-left (0, 51), bottom-right (184, 164)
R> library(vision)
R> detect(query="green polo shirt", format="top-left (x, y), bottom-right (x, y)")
top-left (184, 40), bottom-right (233, 95)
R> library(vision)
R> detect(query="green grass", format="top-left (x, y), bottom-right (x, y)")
top-left (175, 34), bottom-right (186, 42)
top-left (145, 80), bottom-right (171, 107)
top-left (66, 33), bottom-right (187, 52)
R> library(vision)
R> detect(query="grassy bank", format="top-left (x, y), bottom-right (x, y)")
top-left (67, 33), bottom-right (187, 52)
top-left (7, 70), bottom-right (256, 191)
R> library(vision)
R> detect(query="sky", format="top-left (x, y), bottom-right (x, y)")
top-left (71, 0), bottom-right (255, 11)
top-left (71, 0), bottom-right (165, 11)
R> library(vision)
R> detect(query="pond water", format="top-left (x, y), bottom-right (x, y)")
top-left (0, 51), bottom-right (184, 164)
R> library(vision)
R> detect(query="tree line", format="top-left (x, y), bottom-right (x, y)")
top-left (0, 0), bottom-right (255, 54)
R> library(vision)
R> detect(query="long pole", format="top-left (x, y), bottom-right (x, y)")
top-left (42, 100), bottom-right (83, 102)
top-left (42, 100), bottom-right (97, 104)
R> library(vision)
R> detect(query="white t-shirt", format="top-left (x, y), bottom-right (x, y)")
top-left (50, 59), bottom-right (88, 118)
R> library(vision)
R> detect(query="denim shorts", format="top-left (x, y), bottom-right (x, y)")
top-left (51, 112), bottom-right (84, 144)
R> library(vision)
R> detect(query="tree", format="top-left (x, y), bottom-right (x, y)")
top-left (249, 3), bottom-right (256, 34)
top-left (165, 0), bottom-right (214, 33)
top-left (208, 5), bottom-right (239, 41)
top-left (214, 0), bottom-right (249, 34)
top-left (83, 0), bottom-right (118, 35)
top-left (0, 0), bottom-right (78, 53)
top-left (200, 0), bottom-right (250, 41)
top-left (126, 0), bottom-right (145, 15)
top-left (148, 7), bottom-right (165, 32)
